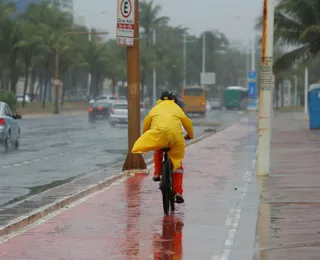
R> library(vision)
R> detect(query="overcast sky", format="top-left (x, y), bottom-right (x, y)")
top-left (74, 0), bottom-right (263, 44)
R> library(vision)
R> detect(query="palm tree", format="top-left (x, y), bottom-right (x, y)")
top-left (15, 21), bottom-right (45, 107)
top-left (139, 1), bottom-right (169, 99)
top-left (22, 2), bottom-right (73, 109)
top-left (80, 38), bottom-right (109, 98)
top-left (272, 0), bottom-right (320, 70)
top-left (139, 0), bottom-right (169, 47)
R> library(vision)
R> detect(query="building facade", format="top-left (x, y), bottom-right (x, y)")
top-left (5, 0), bottom-right (73, 14)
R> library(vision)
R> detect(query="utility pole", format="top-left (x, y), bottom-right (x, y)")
top-left (123, 0), bottom-right (146, 170)
top-left (182, 33), bottom-right (187, 88)
top-left (88, 27), bottom-right (92, 97)
top-left (304, 67), bottom-right (308, 115)
top-left (152, 28), bottom-right (157, 106)
top-left (201, 32), bottom-right (205, 89)
top-left (256, 0), bottom-right (275, 176)
top-left (251, 33), bottom-right (256, 71)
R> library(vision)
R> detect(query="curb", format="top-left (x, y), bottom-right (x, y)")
top-left (22, 111), bottom-right (87, 119)
top-left (0, 169), bottom-right (145, 238)
top-left (0, 126), bottom-right (224, 238)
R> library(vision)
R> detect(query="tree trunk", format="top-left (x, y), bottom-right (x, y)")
top-left (22, 60), bottom-right (30, 108)
top-left (42, 66), bottom-right (50, 108)
top-left (0, 70), bottom-right (3, 89)
top-left (111, 78), bottom-right (116, 95)
top-left (89, 71), bottom-right (95, 98)
top-left (30, 67), bottom-right (36, 102)
top-left (38, 71), bottom-right (44, 101)
top-left (10, 50), bottom-right (18, 94)
top-left (280, 81), bottom-right (284, 107)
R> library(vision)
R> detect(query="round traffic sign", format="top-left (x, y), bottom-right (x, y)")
top-left (120, 0), bottom-right (132, 19)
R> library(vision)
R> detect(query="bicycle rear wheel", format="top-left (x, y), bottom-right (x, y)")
top-left (161, 159), bottom-right (170, 215)
top-left (169, 164), bottom-right (175, 213)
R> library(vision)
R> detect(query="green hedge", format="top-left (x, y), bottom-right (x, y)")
top-left (0, 90), bottom-right (17, 112)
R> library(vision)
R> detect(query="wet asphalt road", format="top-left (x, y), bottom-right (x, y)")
top-left (0, 110), bottom-right (243, 206)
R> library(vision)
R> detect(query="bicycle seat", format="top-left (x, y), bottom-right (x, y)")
top-left (162, 147), bottom-right (170, 152)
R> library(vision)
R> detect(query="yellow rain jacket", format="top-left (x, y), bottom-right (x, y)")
top-left (132, 99), bottom-right (194, 171)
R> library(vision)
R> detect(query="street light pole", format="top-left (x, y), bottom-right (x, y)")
top-left (201, 32), bottom-right (205, 89)
top-left (256, 0), bottom-right (275, 176)
top-left (123, 0), bottom-right (146, 170)
top-left (54, 31), bottom-right (108, 114)
top-left (304, 67), bottom-right (308, 115)
top-left (152, 28), bottom-right (157, 106)
top-left (251, 33), bottom-right (255, 71)
top-left (183, 32), bottom-right (187, 88)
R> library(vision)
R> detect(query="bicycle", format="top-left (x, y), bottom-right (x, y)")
top-left (159, 147), bottom-right (175, 215)
top-left (159, 135), bottom-right (190, 215)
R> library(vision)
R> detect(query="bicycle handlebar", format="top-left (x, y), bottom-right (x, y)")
top-left (184, 135), bottom-right (191, 141)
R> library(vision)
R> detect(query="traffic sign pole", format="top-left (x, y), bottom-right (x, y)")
top-left (123, 0), bottom-right (146, 170)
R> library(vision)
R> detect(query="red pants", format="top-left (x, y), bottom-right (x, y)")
top-left (154, 150), bottom-right (184, 194)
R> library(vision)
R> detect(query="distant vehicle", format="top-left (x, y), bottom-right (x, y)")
top-left (223, 86), bottom-right (248, 110)
top-left (109, 101), bottom-right (146, 127)
top-left (16, 94), bottom-right (31, 103)
top-left (181, 86), bottom-right (206, 117)
top-left (0, 102), bottom-right (21, 152)
top-left (89, 95), bottom-right (126, 107)
top-left (209, 98), bottom-right (221, 109)
top-left (88, 98), bottom-right (111, 122)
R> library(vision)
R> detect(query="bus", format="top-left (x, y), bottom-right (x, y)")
top-left (181, 86), bottom-right (206, 116)
top-left (223, 86), bottom-right (248, 110)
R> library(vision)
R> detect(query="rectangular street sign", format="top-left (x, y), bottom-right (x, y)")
top-left (248, 81), bottom-right (256, 99)
top-left (116, 0), bottom-right (135, 47)
top-left (248, 71), bottom-right (256, 80)
top-left (200, 72), bottom-right (216, 85)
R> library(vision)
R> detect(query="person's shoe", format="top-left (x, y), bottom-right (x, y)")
top-left (175, 193), bottom-right (184, 204)
top-left (153, 175), bottom-right (161, 182)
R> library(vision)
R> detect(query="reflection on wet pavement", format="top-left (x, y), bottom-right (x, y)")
top-left (0, 117), bottom-right (258, 259)
top-left (0, 111), bottom-right (242, 219)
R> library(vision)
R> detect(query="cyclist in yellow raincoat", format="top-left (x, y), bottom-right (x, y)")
top-left (132, 91), bottom-right (194, 203)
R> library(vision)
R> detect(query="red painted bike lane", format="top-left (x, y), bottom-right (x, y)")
top-left (0, 118), bottom-right (257, 260)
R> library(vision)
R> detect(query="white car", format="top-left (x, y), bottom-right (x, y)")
top-left (109, 101), bottom-right (146, 127)
top-left (16, 94), bottom-right (31, 103)
top-left (0, 102), bottom-right (21, 152)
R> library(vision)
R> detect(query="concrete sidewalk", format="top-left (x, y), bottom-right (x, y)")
top-left (0, 117), bottom-right (258, 260)
top-left (254, 112), bottom-right (320, 260)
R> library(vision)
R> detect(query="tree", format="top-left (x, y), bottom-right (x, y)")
top-left (15, 21), bottom-right (44, 107)
top-left (272, 0), bottom-right (320, 70)
top-left (139, 0), bottom-right (169, 47)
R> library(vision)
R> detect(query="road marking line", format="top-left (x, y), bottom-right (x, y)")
top-left (216, 149), bottom-right (257, 260)
top-left (0, 175), bottom-right (130, 244)
top-left (225, 208), bottom-right (234, 226)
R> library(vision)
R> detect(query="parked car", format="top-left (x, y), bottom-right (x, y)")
top-left (0, 102), bottom-right (21, 152)
top-left (109, 102), bottom-right (146, 127)
top-left (16, 94), bottom-right (31, 103)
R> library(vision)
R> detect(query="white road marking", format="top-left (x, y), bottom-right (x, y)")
top-left (225, 208), bottom-right (235, 226)
top-left (215, 150), bottom-right (257, 260)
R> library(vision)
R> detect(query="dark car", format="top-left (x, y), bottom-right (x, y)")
top-left (88, 98), bottom-right (110, 122)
